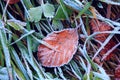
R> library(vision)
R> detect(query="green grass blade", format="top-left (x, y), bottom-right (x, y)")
top-left (10, 47), bottom-right (30, 80)
top-left (60, 0), bottom-right (70, 21)
top-left (0, 24), bottom-right (12, 80)
top-left (11, 61), bottom-right (26, 80)
top-left (10, 30), bottom-right (35, 45)
top-left (76, 2), bottom-right (91, 18)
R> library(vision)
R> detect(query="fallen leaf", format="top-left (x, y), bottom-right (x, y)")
top-left (90, 19), bottom-right (116, 60)
top-left (4, 0), bottom-right (20, 4)
top-left (37, 28), bottom-right (78, 67)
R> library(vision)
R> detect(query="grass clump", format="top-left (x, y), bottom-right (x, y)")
top-left (0, 0), bottom-right (120, 80)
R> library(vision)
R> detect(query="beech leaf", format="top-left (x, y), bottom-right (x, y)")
top-left (37, 28), bottom-right (78, 67)
top-left (90, 19), bottom-right (116, 60)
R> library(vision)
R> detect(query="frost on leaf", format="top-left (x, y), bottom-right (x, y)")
top-left (37, 28), bottom-right (78, 67)
top-left (90, 19), bottom-right (116, 60)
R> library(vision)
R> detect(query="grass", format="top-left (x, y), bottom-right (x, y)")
top-left (0, 0), bottom-right (120, 80)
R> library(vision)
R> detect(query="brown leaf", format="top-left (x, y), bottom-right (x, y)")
top-left (37, 28), bottom-right (78, 67)
top-left (90, 19), bottom-right (116, 60)
top-left (4, 0), bottom-right (20, 4)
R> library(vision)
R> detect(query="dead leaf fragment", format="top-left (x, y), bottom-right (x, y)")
top-left (4, 0), bottom-right (20, 4)
top-left (115, 65), bottom-right (120, 79)
top-left (37, 28), bottom-right (78, 67)
top-left (90, 19), bottom-right (116, 60)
